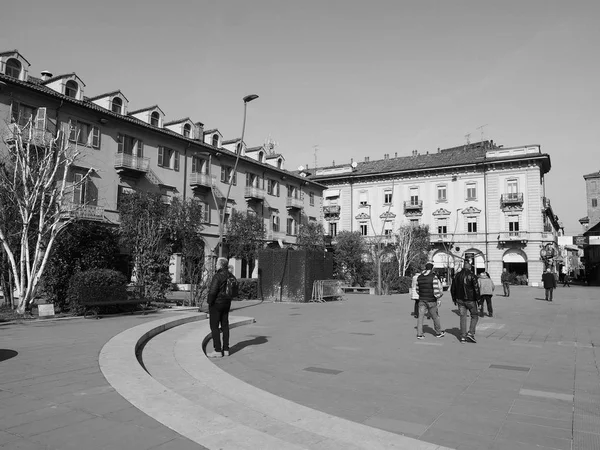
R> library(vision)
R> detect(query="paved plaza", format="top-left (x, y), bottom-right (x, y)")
top-left (0, 285), bottom-right (599, 449)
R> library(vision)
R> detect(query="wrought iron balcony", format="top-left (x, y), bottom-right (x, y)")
top-left (189, 173), bottom-right (214, 189)
top-left (267, 229), bottom-right (286, 241)
top-left (500, 192), bottom-right (524, 205)
top-left (404, 200), bottom-right (423, 211)
top-left (114, 153), bottom-right (149, 174)
top-left (498, 231), bottom-right (529, 244)
top-left (61, 202), bottom-right (105, 221)
top-left (433, 233), bottom-right (453, 243)
top-left (323, 205), bottom-right (341, 215)
top-left (244, 186), bottom-right (266, 201)
top-left (286, 197), bottom-right (304, 210)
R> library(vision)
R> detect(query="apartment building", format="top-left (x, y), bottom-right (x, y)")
top-left (580, 170), bottom-right (600, 284)
top-left (303, 141), bottom-right (561, 286)
top-left (0, 50), bottom-right (325, 280)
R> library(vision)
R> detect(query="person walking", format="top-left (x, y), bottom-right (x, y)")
top-left (542, 268), bottom-right (557, 301)
top-left (413, 263), bottom-right (445, 340)
top-left (562, 271), bottom-right (571, 287)
top-left (478, 272), bottom-right (495, 317)
top-left (501, 268), bottom-right (510, 297)
top-left (451, 262), bottom-right (481, 344)
top-left (206, 257), bottom-right (237, 358)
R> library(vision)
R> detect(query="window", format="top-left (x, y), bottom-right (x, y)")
top-left (359, 191), bottom-right (368, 207)
top-left (277, 158), bottom-right (282, 169)
top-left (437, 218), bottom-right (448, 235)
top-left (384, 189), bottom-right (393, 205)
top-left (309, 192), bottom-right (315, 206)
top-left (507, 179), bottom-right (518, 194)
top-left (5, 58), bottom-right (21, 78)
top-left (409, 218), bottom-right (420, 227)
top-left (591, 180), bottom-right (598, 191)
top-left (157, 147), bottom-right (180, 171)
top-left (267, 179), bottom-right (280, 196)
top-left (409, 187), bottom-right (419, 205)
top-left (220, 166), bottom-right (237, 185)
top-left (466, 182), bottom-right (477, 200)
top-left (11, 102), bottom-right (36, 127)
top-left (117, 185), bottom-right (136, 207)
top-left (329, 222), bottom-right (338, 237)
top-left (117, 133), bottom-right (143, 156)
top-left (360, 223), bottom-right (368, 236)
top-left (111, 97), bottom-right (123, 114)
top-left (286, 218), bottom-right (296, 235)
top-left (191, 156), bottom-right (208, 174)
top-left (384, 221), bottom-right (393, 235)
top-left (246, 173), bottom-right (259, 188)
top-left (287, 185), bottom-right (298, 199)
top-left (72, 173), bottom-right (87, 204)
top-left (272, 215), bottom-right (280, 232)
top-left (69, 120), bottom-right (101, 148)
top-left (200, 201), bottom-right (210, 223)
top-left (437, 185), bottom-right (447, 202)
top-left (593, 199), bottom-right (598, 207)
top-left (150, 111), bottom-right (160, 127)
top-left (211, 134), bottom-right (219, 147)
top-left (309, 216), bottom-right (317, 223)
top-left (183, 124), bottom-right (191, 138)
top-left (508, 215), bottom-right (520, 235)
top-left (258, 151), bottom-right (264, 163)
top-left (65, 80), bottom-right (79, 98)
top-left (467, 216), bottom-right (478, 233)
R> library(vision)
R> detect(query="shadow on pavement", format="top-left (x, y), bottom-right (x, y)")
top-left (229, 336), bottom-right (268, 355)
top-left (444, 327), bottom-right (462, 341)
top-left (0, 349), bottom-right (18, 362)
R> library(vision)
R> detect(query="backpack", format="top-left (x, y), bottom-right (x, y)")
top-left (221, 274), bottom-right (239, 299)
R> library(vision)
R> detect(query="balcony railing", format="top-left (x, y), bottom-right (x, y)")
top-left (498, 231), bottom-right (529, 243)
top-left (189, 173), bottom-right (215, 189)
top-left (61, 202), bottom-right (104, 221)
top-left (267, 229), bottom-right (286, 241)
top-left (500, 192), bottom-right (524, 205)
top-left (324, 205), bottom-right (341, 215)
top-left (404, 200), bottom-right (423, 211)
top-left (286, 197), bottom-right (304, 209)
top-left (433, 233), bottom-right (452, 243)
top-left (114, 153), bottom-right (149, 173)
top-left (244, 186), bottom-right (266, 200)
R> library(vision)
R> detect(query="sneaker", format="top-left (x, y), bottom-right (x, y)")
top-left (435, 331), bottom-right (445, 338)
top-left (466, 334), bottom-right (477, 343)
top-left (460, 337), bottom-right (467, 344)
top-left (223, 350), bottom-right (230, 357)
top-left (417, 335), bottom-right (425, 340)
top-left (206, 351), bottom-right (222, 358)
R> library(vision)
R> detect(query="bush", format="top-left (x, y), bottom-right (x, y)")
top-left (66, 269), bottom-right (128, 314)
top-left (515, 274), bottom-right (529, 285)
top-left (395, 276), bottom-right (413, 294)
top-left (237, 278), bottom-right (258, 300)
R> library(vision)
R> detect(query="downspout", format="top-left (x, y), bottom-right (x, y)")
top-left (182, 143), bottom-right (190, 200)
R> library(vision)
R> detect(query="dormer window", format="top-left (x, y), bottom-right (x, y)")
top-left (277, 158), bottom-right (282, 169)
top-left (258, 151), bottom-right (264, 163)
top-left (150, 111), bottom-right (160, 127)
top-left (111, 97), bottom-right (123, 114)
top-left (183, 123), bottom-right (191, 138)
top-left (65, 80), bottom-right (79, 98)
top-left (212, 134), bottom-right (219, 147)
top-left (5, 58), bottom-right (21, 78)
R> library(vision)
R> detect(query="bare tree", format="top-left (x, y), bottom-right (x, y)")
top-left (395, 224), bottom-right (430, 277)
top-left (0, 119), bottom-right (91, 314)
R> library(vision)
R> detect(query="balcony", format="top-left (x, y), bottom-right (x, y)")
top-left (324, 205), bottom-right (341, 216)
top-left (114, 153), bottom-right (149, 175)
top-left (189, 173), bottom-right (215, 190)
top-left (244, 186), bottom-right (266, 201)
top-left (500, 192), bottom-right (524, 206)
top-left (61, 202), bottom-right (104, 221)
top-left (498, 231), bottom-right (529, 244)
top-left (433, 233), bottom-right (453, 243)
top-left (286, 196), bottom-right (304, 210)
top-left (267, 229), bottom-right (286, 241)
top-left (404, 200), bottom-right (423, 215)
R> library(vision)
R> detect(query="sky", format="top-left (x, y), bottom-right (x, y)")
top-left (2, 0), bottom-right (599, 234)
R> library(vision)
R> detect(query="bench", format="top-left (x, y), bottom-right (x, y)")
top-left (341, 286), bottom-right (376, 295)
top-left (81, 298), bottom-right (154, 319)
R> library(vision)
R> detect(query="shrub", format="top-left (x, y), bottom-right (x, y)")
top-left (395, 276), bottom-right (413, 294)
top-left (237, 278), bottom-right (258, 300)
top-left (515, 274), bottom-right (529, 285)
top-left (66, 269), bottom-right (128, 315)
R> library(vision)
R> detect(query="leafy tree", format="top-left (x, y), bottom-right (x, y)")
top-left (333, 231), bottom-right (370, 286)
top-left (395, 224), bottom-right (430, 276)
top-left (226, 210), bottom-right (265, 276)
top-left (42, 221), bottom-right (120, 312)
top-left (296, 221), bottom-right (325, 251)
top-left (0, 119), bottom-right (93, 314)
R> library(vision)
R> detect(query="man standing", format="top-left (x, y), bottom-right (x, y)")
top-left (206, 257), bottom-right (237, 358)
top-left (501, 268), bottom-right (510, 297)
top-left (451, 262), bottom-right (481, 344)
top-left (413, 263), bottom-right (445, 340)
top-left (542, 268), bottom-right (557, 301)
top-left (478, 272), bottom-right (495, 317)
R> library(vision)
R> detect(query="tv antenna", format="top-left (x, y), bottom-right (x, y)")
top-left (476, 124), bottom-right (488, 143)
top-left (464, 133), bottom-right (471, 145)
top-left (313, 145), bottom-right (319, 169)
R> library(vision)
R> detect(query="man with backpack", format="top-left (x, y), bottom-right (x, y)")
top-left (450, 262), bottom-right (481, 344)
top-left (413, 262), bottom-right (445, 340)
top-left (206, 257), bottom-right (238, 358)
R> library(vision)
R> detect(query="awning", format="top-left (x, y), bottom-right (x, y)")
top-left (324, 189), bottom-right (340, 198)
top-left (503, 250), bottom-right (527, 263)
top-left (433, 252), bottom-right (454, 268)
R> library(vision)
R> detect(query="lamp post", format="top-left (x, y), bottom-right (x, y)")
top-left (218, 94), bottom-right (259, 258)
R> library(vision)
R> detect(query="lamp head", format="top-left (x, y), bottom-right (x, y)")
top-left (243, 94), bottom-right (259, 103)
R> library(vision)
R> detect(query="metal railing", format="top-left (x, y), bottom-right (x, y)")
top-left (267, 229), bottom-right (286, 241)
top-left (404, 200), bottom-right (423, 210)
top-left (498, 231), bottom-right (529, 241)
top-left (324, 205), bottom-right (341, 215)
top-left (244, 186), bottom-right (266, 200)
top-left (501, 192), bottom-right (524, 204)
top-left (114, 153), bottom-right (150, 172)
top-left (286, 197), bottom-right (304, 209)
top-left (189, 172), bottom-right (214, 188)
top-left (61, 202), bottom-right (104, 221)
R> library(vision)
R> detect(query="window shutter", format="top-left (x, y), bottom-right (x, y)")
top-left (10, 101), bottom-right (19, 123)
top-left (137, 140), bottom-right (144, 157)
top-left (117, 134), bottom-right (124, 153)
top-left (276, 182), bottom-right (280, 197)
top-left (191, 156), bottom-right (197, 173)
top-left (91, 126), bottom-right (101, 148)
top-left (69, 120), bottom-right (77, 142)
top-left (174, 151), bottom-right (180, 171)
top-left (73, 173), bottom-right (83, 204)
top-left (221, 166), bottom-right (226, 182)
top-left (157, 147), bottom-right (164, 167)
top-left (35, 108), bottom-right (46, 130)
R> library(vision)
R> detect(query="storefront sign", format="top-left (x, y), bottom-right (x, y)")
top-left (574, 236), bottom-right (589, 246)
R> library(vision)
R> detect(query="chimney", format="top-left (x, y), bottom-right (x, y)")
top-left (332, 160), bottom-right (335, 167)
top-left (437, 147), bottom-right (441, 153)
top-left (384, 154), bottom-right (388, 160)
top-left (365, 156), bottom-right (370, 162)
top-left (350, 158), bottom-right (353, 164)
top-left (40, 70), bottom-right (52, 81)
top-left (395, 152), bottom-right (398, 158)
top-left (194, 122), bottom-right (204, 140)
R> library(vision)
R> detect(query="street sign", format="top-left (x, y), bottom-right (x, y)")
top-left (574, 236), bottom-right (589, 246)
top-left (590, 236), bottom-right (600, 246)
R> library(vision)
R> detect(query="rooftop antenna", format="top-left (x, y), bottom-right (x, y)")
top-left (313, 144), bottom-right (319, 169)
top-left (476, 124), bottom-right (488, 143)
top-left (464, 133), bottom-right (471, 145)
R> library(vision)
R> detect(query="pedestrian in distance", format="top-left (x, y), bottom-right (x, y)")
top-left (542, 268), bottom-right (557, 301)
top-left (501, 267), bottom-right (510, 297)
top-left (413, 262), bottom-right (445, 340)
top-left (411, 271), bottom-right (420, 319)
top-left (478, 271), bottom-right (495, 317)
top-left (450, 262), bottom-right (481, 344)
top-left (562, 272), bottom-right (571, 287)
top-left (206, 257), bottom-right (238, 358)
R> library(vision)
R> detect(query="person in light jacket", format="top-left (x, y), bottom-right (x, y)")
top-left (478, 272), bottom-right (495, 317)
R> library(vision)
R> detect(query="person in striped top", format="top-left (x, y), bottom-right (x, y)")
top-left (412, 263), bottom-right (445, 340)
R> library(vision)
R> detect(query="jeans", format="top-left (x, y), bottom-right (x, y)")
top-left (457, 300), bottom-right (478, 337)
top-left (209, 303), bottom-right (231, 352)
top-left (413, 300), bottom-right (419, 318)
top-left (417, 301), bottom-right (442, 336)
top-left (503, 282), bottom-right (510, 297)
top-left (545, 288), bottom-right (554, 301)
top-left (479, 295), bottom-right (493, 316)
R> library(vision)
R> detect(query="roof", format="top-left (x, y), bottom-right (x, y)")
top-left (222, 138), bottom-right (241, 145)
top-left (245, 146), bottom-right (264, 153)
top-left (164, 117), bottom-right (192, 126)
top-left (0, 49), bottom-right (31, 66)
top-left (128, 105), bottom-right (165, 116)
top-left (87, 90), bottom-right (130, 102)
top-left (266, 153), bottom-right (283, 159)
top-left (40, 73), bottom-right (86, 87)
top-left (583, 170), bottom-right (600, 179)
top-left (584, 220), bottom-right (600, 236)
top-left (579, 216), bottom-right (589, 223)
top-left (203, 129), bottom-right (220, 135)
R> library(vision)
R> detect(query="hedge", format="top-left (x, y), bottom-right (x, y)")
top-left (66, 269), bottom-right (128, 314)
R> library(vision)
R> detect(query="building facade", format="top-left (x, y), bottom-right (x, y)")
top-left (580, 170), bottom-right (600, 284)
top-left (304, 141), bottom-right (561, 286)
top-left (0, 49), bottom-right (325, 280)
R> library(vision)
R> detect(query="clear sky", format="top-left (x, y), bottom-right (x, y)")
top-left (2, 0), bottom-right (598, 234)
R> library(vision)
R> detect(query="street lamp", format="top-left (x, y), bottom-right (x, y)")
top-left (218, 94), bottom-right (259, 258)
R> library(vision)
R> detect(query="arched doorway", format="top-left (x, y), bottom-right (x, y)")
top-left (503, 249), bottom-right (528, 277)
top-left (432, 251), bottom-right (455, 285)
top-left (463, 249), bottom-right (486, 275)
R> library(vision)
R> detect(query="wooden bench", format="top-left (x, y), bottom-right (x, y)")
top-left (81, 298), bottom-right (153, 319)
top-left (341, 286), bottom-right (376, 295)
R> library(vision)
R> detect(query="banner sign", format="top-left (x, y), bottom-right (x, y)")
top-left (574, 236), bottom-right (589, 246)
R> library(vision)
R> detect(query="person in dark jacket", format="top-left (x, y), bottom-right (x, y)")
top-left (500, 268), bottom-right (510, 297)
top-left (542, 268), bottom-right (557, 301)
top-left (412, 263), bottom-right (445, 339)
top-left (450, 262), bottom-right (481, 343)
top-left (206, 257), bottom-right (236, 358)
